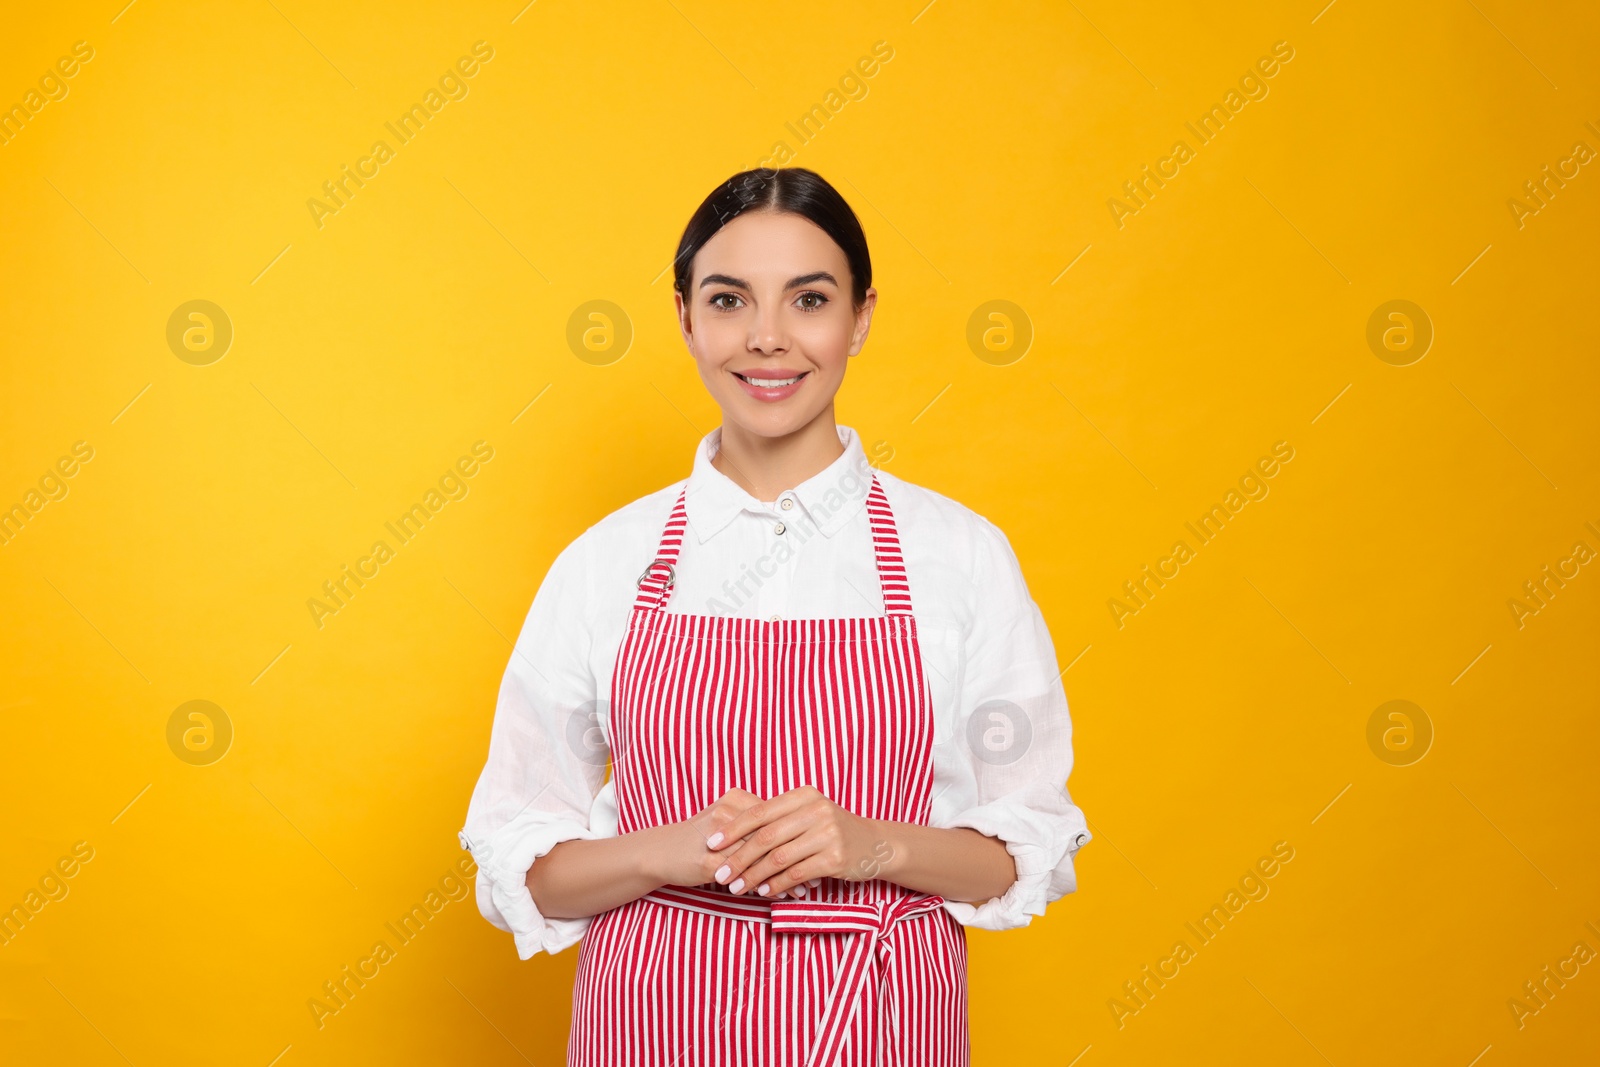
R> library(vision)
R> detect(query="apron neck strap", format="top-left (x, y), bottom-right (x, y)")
top-left (864, 474), bottom-right (914, 617)
top-left (632, 472), bottom-right (913, 617)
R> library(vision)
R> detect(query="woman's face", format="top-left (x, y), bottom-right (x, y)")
top-left (676, 209), bottom-right (876, 439)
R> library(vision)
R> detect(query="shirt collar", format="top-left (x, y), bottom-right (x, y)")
top-left (683, 424), bottom-right (876, 544)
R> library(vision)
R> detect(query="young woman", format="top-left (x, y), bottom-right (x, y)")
top-left (461, 167), bottom-right (1090, 1065)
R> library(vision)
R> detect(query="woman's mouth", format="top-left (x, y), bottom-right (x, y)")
top-left (732, 370), bottom-right (810, 401)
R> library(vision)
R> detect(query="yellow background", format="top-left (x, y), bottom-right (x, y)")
top-left (2, 0), bottom-right (1596, 1063)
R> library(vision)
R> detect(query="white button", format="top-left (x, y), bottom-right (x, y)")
top-left (458, 830), bottom-right (474, 852)
top-left (774, 522), bottom-right (786, 535)
top-left (781, 498), bottom-right (794, 510)
top-left (1073, 832), bottom-right (1089, 848)
top-left (769, 614), bottom-right (781, 622)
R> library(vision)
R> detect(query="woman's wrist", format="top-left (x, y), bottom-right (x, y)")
top-left (628, 823), bottom-right (671, 888)
top-left (863, 818), bottom-right (1015, 903)
top-left (865, 818), bottom-right (910, 881)
top-left (525, 827), bottom-right (676, 921)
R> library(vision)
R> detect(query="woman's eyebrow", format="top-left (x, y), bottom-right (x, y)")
top-left (699, 271), bottom-right (839, 291)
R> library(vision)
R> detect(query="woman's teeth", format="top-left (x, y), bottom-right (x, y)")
top-left (738, 373), bottom-right (805, 387)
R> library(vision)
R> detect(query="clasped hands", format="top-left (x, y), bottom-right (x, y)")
top-left (662, 785), bottom-right (894, 900)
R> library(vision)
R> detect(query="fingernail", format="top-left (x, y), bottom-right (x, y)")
top-left (793, 885), bottom-right (807, 897)
top-left (707, 832), bottom-right (724, 848)
top-left (715, 865), bottom-right (730, 883)
top-left (730, 877), bottom-right (745, 893)
top-left (808, 878), bottom-right (821, 887)
top-left (757, 883), bottom-right (770, 896)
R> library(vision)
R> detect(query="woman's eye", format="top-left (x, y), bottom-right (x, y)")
top-left (710, 292), bottom-right (827, 311)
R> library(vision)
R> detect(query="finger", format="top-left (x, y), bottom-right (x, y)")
top-left (719, 786), bottom-right (822, 846)
top-left (702, 792), bottom-right (762, 839)
top-left (707, 796), bottom-right (794, 851)
top-left (713, 806), bottom-right (812, 889)
top-left (707, 831), bottom-right (762, 879)
top-left (754, 852), bottom-right (830, 898)
top-left (700, 811), bottom-right (760, 853)
top-left (702, 796), bottom-right (768, 848)
top-left (706, 792), bottom-right (808, 852)
top-left (718, 809), bottom-right (817, 892)
top-left (728, 821), bottom-right (825, 895)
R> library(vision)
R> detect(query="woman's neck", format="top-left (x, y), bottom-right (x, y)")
top-left (711, 413), bottom-right (845, 502)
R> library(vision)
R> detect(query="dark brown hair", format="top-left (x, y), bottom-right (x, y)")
top-left (672, 167), bottom-right (872, 308)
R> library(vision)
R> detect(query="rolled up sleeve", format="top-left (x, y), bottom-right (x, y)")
top-left (460, 534), bottom-right (616, 959)
top-left (935, 517), bottom-right (1089, 931)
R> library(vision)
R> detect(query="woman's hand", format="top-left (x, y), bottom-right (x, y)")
top-left (643, 787), bottom-right (814, 898)
top-left (705, 785), bottom-right (890, 898)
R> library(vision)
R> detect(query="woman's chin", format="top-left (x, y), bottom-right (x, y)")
top-left (720, 400), bottom-right (833, 438)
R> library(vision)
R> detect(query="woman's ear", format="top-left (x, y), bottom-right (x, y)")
top-left (675, 288), bottom-right (695, 352)
top-left (847, 287), bottom-right (878, 356)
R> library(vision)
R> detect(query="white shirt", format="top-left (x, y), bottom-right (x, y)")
top-left (461, 424), bottom-right (1090, 960)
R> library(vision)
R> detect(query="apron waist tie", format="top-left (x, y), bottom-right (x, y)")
top-left (640, 884), bottom-right (947, 1067)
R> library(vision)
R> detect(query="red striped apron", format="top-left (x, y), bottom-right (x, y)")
top-left (569, 473), bottom-right (969, 1066)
